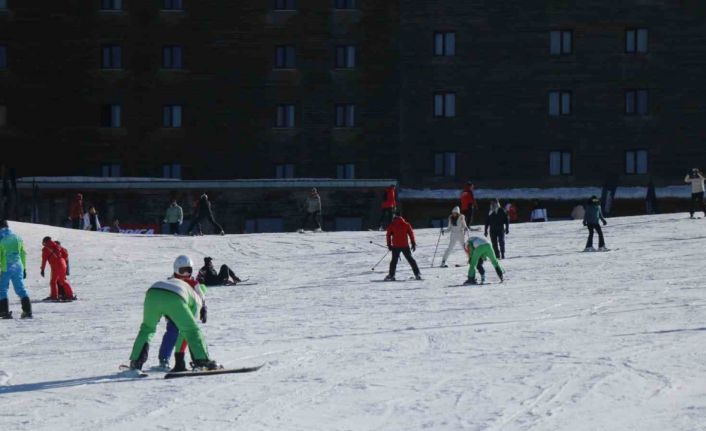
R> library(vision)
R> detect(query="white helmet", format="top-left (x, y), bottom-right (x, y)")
top-left (451, 206), bottom-right (460, 214)
top-left (173, 255), bottom-right (194, 275)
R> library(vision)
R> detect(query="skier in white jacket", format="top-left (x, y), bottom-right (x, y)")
top-left (684, 168), bottom-right (706, 218)
top-left (440, 206), bottom-right (469, 268)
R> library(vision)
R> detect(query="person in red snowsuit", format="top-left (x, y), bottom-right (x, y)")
top-left (68, 193), bottom-right (84, 230)
top-left (460, 182), bottom-right (478, 226)
top-left (384, 213), bottom-right (421, 281)
top-left (378, 184), bottom-right (397, 230)
top-left (41, 236), bottom-right (75, 300)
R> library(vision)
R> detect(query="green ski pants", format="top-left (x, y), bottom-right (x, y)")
top-left (468, 243), bottom-right (503, 279)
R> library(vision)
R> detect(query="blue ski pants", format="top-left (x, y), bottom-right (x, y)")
top-left (0, 263), bottom-right (29, 300)
top-left (158, 318), bottom-right (179, 361)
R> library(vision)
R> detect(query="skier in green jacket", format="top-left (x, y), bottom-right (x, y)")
top-left (463, 236), bottom-right (504, 285)
top-left (127, 255), bottom-right (219, 371)
top-left (0, 220), bottom-right (32, 319)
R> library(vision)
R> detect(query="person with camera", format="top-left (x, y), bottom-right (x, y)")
top-left (684, 168), bottom-right (706, 219)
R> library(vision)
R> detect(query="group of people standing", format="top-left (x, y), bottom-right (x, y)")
top-left (68, 193), bottom-right (101, 231)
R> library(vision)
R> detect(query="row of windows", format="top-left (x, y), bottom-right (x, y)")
top-left (99, 105), bottom-right (182, 128)
top-left (275, 0), bottom-right (357, 10)
top-left (274, 104), bottom-right (358, 128)
top-left (99, 0), bottom-right (358, 12)
top-left (433, 150), bottom-right (650, 178)
top-left (277, 163), bottom-right (357, 179)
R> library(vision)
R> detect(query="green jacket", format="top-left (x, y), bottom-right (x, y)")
top-left (0, 228), bottom-right (27, 272)
top-left (164, 204), bottom-right (184, 224)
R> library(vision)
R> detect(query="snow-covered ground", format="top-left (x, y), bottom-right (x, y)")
top-left (1, 214), bottom-right (705, 431)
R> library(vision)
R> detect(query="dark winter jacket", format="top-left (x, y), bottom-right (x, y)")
top-left (197, 264), bottom-right (220, 286)
top-left (583, 202), bottom-right (606, 225)
top-left (485, 208), bottom-right (509, 236)
top-left (197, 196), bottom-right (213, 217)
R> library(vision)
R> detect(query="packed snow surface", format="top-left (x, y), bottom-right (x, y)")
top-left (1, 215), bottom-right (705, 430)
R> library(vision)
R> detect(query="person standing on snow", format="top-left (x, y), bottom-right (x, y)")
top-left (385, 212), bottom-right (421, 281)
top-left (127, 255), bottom-right (219, 372)
top-left (187, 194), bottom-right (225, 236)
top-left (484, 199), bottom-right (509, 259)
top-left (583, 196), bottom-right (608, 252)
top-left (460, 182), bottom-right (478, 226)
top-left (41, 236), bottom-right (76, 301)
top-left (299, 188), bottom-right (322, 232)
top-left (164, 199), bottom-right (184, 235)
top-left (684, 168), bottom-right (706, 219)
top-left (83, 205), bottom-right (101, 231)
top-left (440, 206), bottom-right (469, 268)
top-left (378, 184), bottom-right (397, 230)
top-left (68, 193), bottom-right (84, 229)
top-left (197, 257), bottom-right (241, 286)
top-left (464, 236), bottom-right (504, 285)
top-left (54, 240), bottom-right (73, 299)
top-left (0, 220), bottom-right (32, 319)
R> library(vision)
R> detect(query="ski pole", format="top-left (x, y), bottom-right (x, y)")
top-left (431, 228), bottom-right (443, 267)
top-left (369, 240), bottom-right (387, 249)
top-left (371, 250), bottom-right (390, 271)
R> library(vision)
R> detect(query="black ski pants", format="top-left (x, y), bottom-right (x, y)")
top-left (71, 218), bottom-right (81, 230)
top-left (188, 213), bottom-right (223, 234)
top-left (490, 232), bottom-right (506, 259)
top-left (462, 208), bottom-right (475, 226)
top-left (389, 247), bottom-right (420, 277)
top-left (168, 223), bottom-right (180, 235)
top-left (586, 223), bottom-right (605, 249)
top-left (690, 192), bottom-right (706, 217)
top-left (301, 211), bottom-right (322, 230)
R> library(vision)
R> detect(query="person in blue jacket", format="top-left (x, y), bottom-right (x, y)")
top-left (583, 196), bottom-right (608, 251)
top-left (0, 220), bottom-right (32, 319)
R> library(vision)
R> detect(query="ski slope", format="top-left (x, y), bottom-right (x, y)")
top-left (0, 214), bottom-right (705, 431)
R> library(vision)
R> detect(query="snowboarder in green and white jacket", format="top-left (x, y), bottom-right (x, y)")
top-left (463, 236), bottom-right (504, 285)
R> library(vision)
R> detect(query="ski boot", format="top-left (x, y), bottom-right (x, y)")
top-left (598, 246), bottom-right (608, 252)
top-left (463, 277), bottom-right (477, 285)
top-left (384, 274), bottom-right (395, 281)
top-left (220, 230), bottom-right (225, 236)
top-left (158, 357), bottom-right (170, 370)
top-left (170, 353), bottom-right (187, 372)
top-left (440, 261), bottom-right (448, 268)
top-left (414, 273), bottom-right (422, 280)
top-left (495, 267), bottom-right (504, 283)
top-left (20, 297), bottom-right (32, 319)
top-left (480, 275), bottom-right (486, 284)
top-left (129, 360), bottom-right (143, 370)
top-left (583, 247), bottom-right (596, 252)
top-left (0, 299), bottom-right (12, 319)
top-left (191, 359), bottom-right (222, 371)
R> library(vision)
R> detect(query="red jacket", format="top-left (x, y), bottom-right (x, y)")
top-left (381, 186), bottom-right (396, 209)
top-left (386, 216), bottom-right (416, 248)
top-left (41, 240), bottom-right (67, 272)
top-left (69, 195), bottom-right (84, 220)
top-left (460, 185), bottom-right (476, 211)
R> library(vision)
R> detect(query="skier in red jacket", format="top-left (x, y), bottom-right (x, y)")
top-left (378, 185), bottom-right (397, 230)
top-left (41, 236), bottom-right (76, 301)
top-left (460, 182), bottom-right (478, 226)
top-left (385, 212), bottom-right (421, 281)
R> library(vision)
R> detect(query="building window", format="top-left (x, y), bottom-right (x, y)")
top-left (550, 30), bottom-right (572, 55)
top-left (162, 164), bottom-right (182, 178)
top-left (275, 164), bottom-right (295, 178)
top-left (625, 150), bottom-right (648, 175)
top-left (0, 1), bottom-right (7, 10)
top-left (549, 151), bottom-right (572, 176)
top-left (0, 45), bottom-right (6, 69)
top-left (0, 105), bottom-right (6, 128)
top-left (101, 164), bottom-right (122, 177)
top-left (275, 104), bottom-right (296, 128)
top-left (626, 28), bottom-right (648, 53)
top-left (434, 152), bottom-right (456, 177)
top-left (101, 0), bottom-right (122, 11)
top-left (275, 45), bottom-right (296, 69)
top-left (334, 0), bottom-right (356, 10)
top-left (101, 45), bottom-right (122, 69)
top-left (337, 163), bottom-right (355, 179)
top-left (163, 105), bottom-right (183, 128)
top-left (163, 0), bottom-right (183, 10)
top-left (335, 45), bottom-right (356, 69)
top-left (434, 32), bottom-right (456, 56)
top-left (625, 89), bottom-right (648, 116)
top-left (100, 104), bottom-right (122, 128)
top-left (162, 45), bottom-right (183, 69)
top-left (274, 0), bottom-right (296, 10)
top-left (335, 104), bottom-right (355, 127)
top-left (434, 93), bottom-right (456, 118)
top-left (548, 91), bottom-right (572, 116)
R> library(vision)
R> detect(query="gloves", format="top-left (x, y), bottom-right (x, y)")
top-left (484, 231), bottom-right (488, 237)
top-left (200, 305), bottom-right (207, 324)
top-left (583, 221), bottom-right (587, 226)
top-left (440, 229), bottom-right (445, 236)
top-left (23, 270), bottom-right (27, 279)
top-left (411, 243), bottom-right (416, 252)
top-left (602, 220), bottom-right (607, 226)
top-left (40, 270), bottom-right (45, 278)
top-left (505, 229), bottom-right (509, 235)
top-left (66, 269), bottom-right (70, 276)
top-left (387, 244), bottom-right (392, 251)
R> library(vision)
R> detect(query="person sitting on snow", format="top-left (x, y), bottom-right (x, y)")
top-left (197, 257), bottom-right (241, 286)
top-left (464, 236), bottom-right (504, 285)
top-left (127, 255), bottom-right (219, 372)
top-left (440, 206), bottom-right (469, 268)
top-left (41, 236), bottom-right (76, 301)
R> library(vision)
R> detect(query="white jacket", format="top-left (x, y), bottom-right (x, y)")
top-left (445, 214), bottom-right (468, 237)
top-left (685, 174), bottom-right (705, 193)
top-left (150, 278), bottom-right (205, 310)
top-left (83, 212), bottom-right (101, 230)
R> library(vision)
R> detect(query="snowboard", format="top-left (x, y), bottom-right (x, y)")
top-left (32, 298), bottom-right (77, 304)
top-left (164, 364), bottom-right (263, 380)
